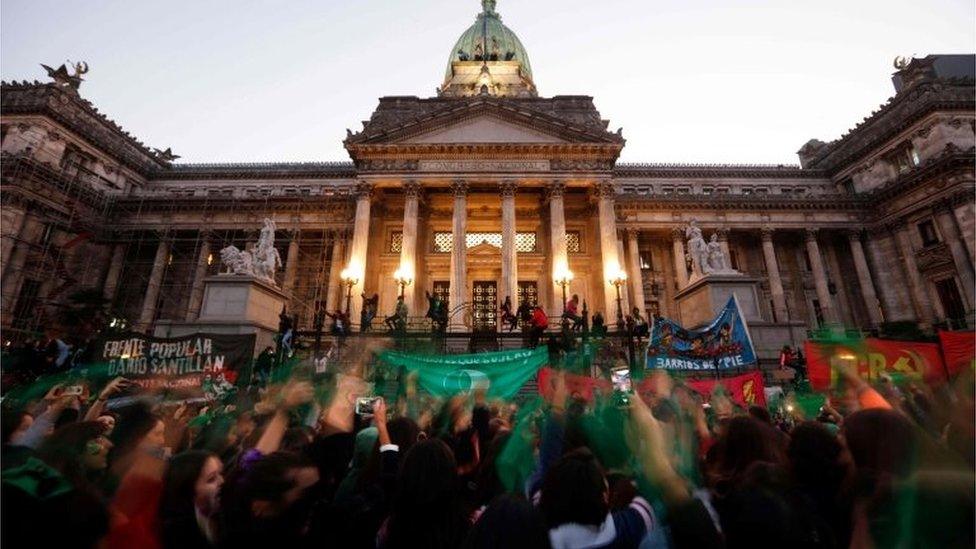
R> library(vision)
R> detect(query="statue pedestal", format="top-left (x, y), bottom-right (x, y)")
top-left (674, 274), bottom-right (762, 329)
top-left (154, 275), bottom-right (289, 357)
top-left (673, 274), bottom-right (807, 364)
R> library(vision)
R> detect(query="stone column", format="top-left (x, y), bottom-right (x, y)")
top-left (184, 234), bottom-right (212, 321)
top-left (136, 237), bottom-right (171, 333)
top-left (892, 224), bottom-right (935, 327)
top-left (324, 232), bottom-right (346, 314)
top-left (670, 228), bottom-right (688, 289)
top-left (761, 228), bottom-right (788, 322)
top-left (1, 213), bottom-right (44, 314)
top-left (625, 229), bottom-right (646, 315)
top-left (281, 230), bottom-right (301, 295)
top-left (102, 242), bottom-right (127, 303)
top-left (547, 181), bottom-right (568, 312)
top-left (596, 181), bottom-right (621, 316)
top-left (1, 209), bottom-right (27, 280)
top-left (847, 230), bottom-right (884, 326)
top-left (805, 229), bottom-right (837, 324)
top-left (934, 202), bottom-right (976, 308)
top-left (449, 181), bottom-right (469, 330)
top-left (348, 182), bottom-right (373, 328)
top-left (399, 181), bottom-right (422, 311)
top-left (616, 233), bottom-right (631, 315)
top-left (500, 180), bottom-right (519, 309)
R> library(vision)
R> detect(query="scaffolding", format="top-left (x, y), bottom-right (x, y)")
top-left (1, 151), bottom-right (355, 343)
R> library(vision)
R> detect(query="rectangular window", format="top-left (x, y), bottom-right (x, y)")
top-left (741, 187), bottom-right (753, 195)
top-left (701, 187), bottom-right (714, 195)
top-left (935, 278), bottom-right (967, 323)
top-left (389, 231), bottom-right (403, 253)
top-left (566, 231), bottom-right (582, 253)
top-left (514, 232), bottom-right (537, 252)
top-left (754, 187), bottom-right (768, 195)
top-left (714, 187), bottom-right (730, 195)
top-left (917, 220), bottom-right (939, 247)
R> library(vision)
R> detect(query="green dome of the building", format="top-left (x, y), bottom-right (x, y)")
top-left (444, 0), bottom-right (533, 83)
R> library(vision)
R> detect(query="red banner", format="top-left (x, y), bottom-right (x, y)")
top-left (939, 331), bottom-right (975, 377)
top-left (636, 371), bottom-right (766, 408)
top-left (805, 338), bottom-right (946, 391)
top-left (537, 367), bottom-right (610, 403)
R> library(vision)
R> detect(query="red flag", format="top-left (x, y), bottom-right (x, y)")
top-left (805, 338), bottom-right (947, 391)
top-left (939, 330), bottom-right (975, 377)
top-left (537, 367), bottom-right (611, 403)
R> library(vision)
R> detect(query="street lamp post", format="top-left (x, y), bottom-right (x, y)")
top-left (340, 267), bottom-right (359, 319)
top-left (609, 269), bottom-right (627, 332)
top-left (554, 266), bottom-right (574, 330)
top-left (393, 267), bottom-right (413, 300)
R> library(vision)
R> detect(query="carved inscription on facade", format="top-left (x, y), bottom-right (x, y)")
top-left (417, 160), bottom-right (550, 172)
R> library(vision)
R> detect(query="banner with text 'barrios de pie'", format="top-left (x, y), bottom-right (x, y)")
top-left (645, 296), bottom-right (757, 371)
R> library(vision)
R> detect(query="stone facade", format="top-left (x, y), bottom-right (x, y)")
top-left (1, 4), bottom-right (974, 361)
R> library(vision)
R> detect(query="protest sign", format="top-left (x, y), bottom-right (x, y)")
top-left (93, 332), bottom-right (255, 400)
top-left (938, 330), bottom-right (975, 377)
top-left (646, 296), bottom-right (757, 371)
top-left (380, 347), bottom-right (547, 399)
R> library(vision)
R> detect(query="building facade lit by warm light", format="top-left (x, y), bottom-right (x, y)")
top-left (1, 1), bottom-right (974, 361)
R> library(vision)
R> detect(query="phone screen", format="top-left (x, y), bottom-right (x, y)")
top-left (611, 369), bottom-right (632, 393)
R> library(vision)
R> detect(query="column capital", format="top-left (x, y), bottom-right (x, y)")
top-left (403, 180), bottom-right (423, 198)
top-left (354, 181), bottom-right (374, 199)
top-left (450, 180), bottom-right (469, 197)
top-left (670, 227), bottom-right (684, 241)
top-left (625, 227), bottom-right (641, 239)
top-left (845, 229), bottom-right (864, 242)
top-left (546, 180), bottom-right (566, 199)
top-left (595, 180), bottom-right (616, 199)
top-left (760, 226), bottom-right (775, 242)
top-left (715, 227), bottom-right (729, 242)
top-left (804, 228), bottom-right (820, 242)
top-left (498, 179), bottom-right (518, 198)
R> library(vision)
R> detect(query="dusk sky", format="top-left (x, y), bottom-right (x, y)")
top-left (2, 0), bottom-right (973, 165)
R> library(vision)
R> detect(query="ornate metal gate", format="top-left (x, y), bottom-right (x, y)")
top-left (472, 280), bottom-right (497, 331)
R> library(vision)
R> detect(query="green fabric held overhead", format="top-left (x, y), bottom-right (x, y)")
top-left (379, 347), bottom-right (548, 399)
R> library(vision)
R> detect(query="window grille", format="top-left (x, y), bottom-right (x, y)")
top-left (390, 231), bottom-right (403, 253)
top-left (566, 231), bottom-right (582, 253)
top-left (433, 232), bottom-right (537, 252)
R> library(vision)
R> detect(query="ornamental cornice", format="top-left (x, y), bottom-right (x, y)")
top-left (1, 82), bottom-right (165, 174)
top-left (153, 162), bottom-right (357, 181)
top-left (867, 149), bottom-right (975, 203)
top-left (613, 195), bottom-right (866, 212)
top-left (346, 142), bottom-right (623, 161)
top-left (804, 79), bottom-right (975, 173)
top-left (345, 96), bottom-right (624, 146)
top-left (613, 163), bottom-right (824, 179)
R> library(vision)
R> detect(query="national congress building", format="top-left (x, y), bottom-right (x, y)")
top-left (2, 1), bottom-right (974, 361)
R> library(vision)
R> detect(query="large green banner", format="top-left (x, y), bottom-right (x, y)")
top-left (379, 347), bottom-right (548, 399)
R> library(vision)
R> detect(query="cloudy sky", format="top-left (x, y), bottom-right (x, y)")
top-left (2, 0), bottom-right (973, 165)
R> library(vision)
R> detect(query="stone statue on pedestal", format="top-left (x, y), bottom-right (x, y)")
top-left (219, 218), bottom-right (283, 285)
top-left (685, 221), bottom-right (739, 279)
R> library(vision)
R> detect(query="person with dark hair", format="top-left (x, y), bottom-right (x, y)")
top-left (221, 450), bottom-right (321, 547)
top-left (158, 450), bottom-right (224, 548)
top-left (539, 447), bottom-right (654, 548)
top-left (788, 421), bottom-right (853, 548)
top-left (464, 494), bottom-right (551, 549)
top-left (382, 438), bottom-right (471, 548)
top-left (706, 415), bottom-right (786, 496)
top-left (530, 306), bottom-right (548, 348)
top-left (3, 421), bottom-right (112, 548)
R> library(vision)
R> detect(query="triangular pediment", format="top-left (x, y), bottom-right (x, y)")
top-left (468, 241), bottom-right (501, 254)
top-left (400, 114), bottom-right (566, 144)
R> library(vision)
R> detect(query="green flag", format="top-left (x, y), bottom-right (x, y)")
top-left (379, 347), bottom-right (548, 399)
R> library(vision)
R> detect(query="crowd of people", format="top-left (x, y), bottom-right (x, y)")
top-left (1, 332), bottom-right (973, 549)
